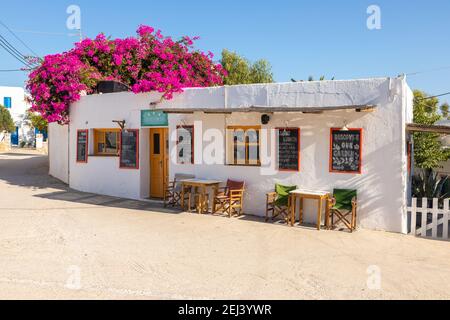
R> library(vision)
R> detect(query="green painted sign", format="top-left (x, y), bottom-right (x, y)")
top-left (141, 110), bottom-right (168, 127)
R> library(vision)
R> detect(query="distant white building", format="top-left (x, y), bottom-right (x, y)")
top-left (0, 86), bottom-right (34, 146)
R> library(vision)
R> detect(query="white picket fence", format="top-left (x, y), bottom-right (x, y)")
top-left (408, 198), bottom-right (450, 240)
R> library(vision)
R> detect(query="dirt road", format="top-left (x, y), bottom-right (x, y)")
top-left (1, 149), bottom-right (449, 299)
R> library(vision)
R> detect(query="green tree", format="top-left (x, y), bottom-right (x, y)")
top-left (25, 110), bottom-right (48, 132)
top-left (0, 105), bottom-right (14, 134)
top-left (440, 102), bottom-right (449, 119)
top-left (221, 49), bottom-right (274, 85)
top-left (291, 75), bottom-right (335, 82)
top-left (413, 90), bottom-right (450, 169)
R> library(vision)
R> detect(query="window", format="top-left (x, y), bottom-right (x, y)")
top-left (93, 129), bottom-right (120, 156)
top-left (177, 126), bottom-right (194, 164)
top-left (3, 97), bottom-right (11, 109)
top-left (227, 126), bottom-right (261, 166)
top-left (153, 133), bottom-right (161, 155)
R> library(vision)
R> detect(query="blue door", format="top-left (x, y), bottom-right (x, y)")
top-left (11, 127), bottom-right (19, 145)
top-left (35, 128), bottom-right (48, 141)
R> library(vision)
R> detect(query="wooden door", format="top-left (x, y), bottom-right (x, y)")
top-left (150, 128), bottom-right (168, 198)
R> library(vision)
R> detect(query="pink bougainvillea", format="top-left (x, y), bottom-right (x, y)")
top-left (27, 25), bottom-right (225, 124)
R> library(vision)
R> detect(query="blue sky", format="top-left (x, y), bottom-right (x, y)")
top-left (0, 0), bottom-right (449, 103)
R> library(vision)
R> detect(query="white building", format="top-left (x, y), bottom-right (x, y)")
top-left (49, 76), bottom-right (414, 233)
top-left (0, 86), bottom-right (34, 146)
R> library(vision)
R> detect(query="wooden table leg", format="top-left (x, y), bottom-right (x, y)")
top-left (317, 197), bottom-right (323, 231)
top-left (325, 195), bottom-right (330, 229)
top-left (202, 186), bottom-right (208, 214)
top-left (290, 195), bottom-right (295, 226)
top-left (181, 184), bottom-right (186, 211)
top-left (299, 197), bottom-right (304, 225)
top-left (212, 184), bottom-right (219, 215)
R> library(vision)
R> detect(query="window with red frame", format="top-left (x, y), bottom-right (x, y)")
top-left (330, 128), bottom-right (362, 174)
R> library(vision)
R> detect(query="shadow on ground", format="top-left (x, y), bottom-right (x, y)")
top-left (35, 190), bottom-right (181, 214)
top-left (1, 151), bottom-right (180, 214)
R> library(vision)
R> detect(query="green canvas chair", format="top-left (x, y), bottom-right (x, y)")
top-left (266, 184), bottom-right (297, 223)
top-left (328, 189), bottom-right (358, 232)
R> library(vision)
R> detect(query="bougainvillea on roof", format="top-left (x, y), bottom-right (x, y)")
top-left (27, 25), bottom-right (226, 124)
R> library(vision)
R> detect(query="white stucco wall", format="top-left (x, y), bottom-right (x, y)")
top-left (68, 92), bottom-right (153, 199)
top-left (167, 78), bottom-right (411, 232)
top-left (58, 77), bottom-right (412, 233)
top-left (0, 86), bottom-right (34, 144)
top-left (48, 123), bottom-right (69, 184)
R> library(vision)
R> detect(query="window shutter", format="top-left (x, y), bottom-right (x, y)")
top-left (3, 97), bottom-right (12, 108)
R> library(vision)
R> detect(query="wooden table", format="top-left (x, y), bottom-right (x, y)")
top-left (289, 189), bottom-right (331, 230)
top-left (180, 179), bottom-right (222, 214)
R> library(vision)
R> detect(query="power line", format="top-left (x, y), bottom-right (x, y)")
top-left (0, 38), bottom-right (32, 68)
top-left (10, 28), bottom-right (79, 37)
top-left (0, 37), bottom-right (33, 68)
top-left (418, 92), bottom-right (450, 101)
top-left (0, 20), bottom-right (39, 57)
top-left (406, 66), bottom-right (450, 76)
top-left (0, 35), bottom-right (33, 64)
top-left (0, 69), bottom-right (31, 72)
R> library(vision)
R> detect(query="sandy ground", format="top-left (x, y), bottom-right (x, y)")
top-left (0, 149), bottom-right (450, 300)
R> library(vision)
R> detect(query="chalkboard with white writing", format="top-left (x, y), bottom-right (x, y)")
top-left (278, 128), bottom-right (300, 171)
top-left (76, 130), bottom-right (88, 163)
top-left (120, 130), bottom-right (139, 169)
top-left (330, 129), bottom-right (362, 173)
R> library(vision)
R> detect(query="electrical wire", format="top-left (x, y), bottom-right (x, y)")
top-left (0, 20), bottom-right (39, 57)
top-left (0, 35), bottom-right (34, 65)
top-left (10, 29), bottom-right (79, 37)
top-left (0, 38), bottom-right (32, 68)
top-left (405, 66), bottom-right (450, 76)
top-left (416, 92), bottom-right (450, 101)
top-left (0, 69), bottom-right (31, 72)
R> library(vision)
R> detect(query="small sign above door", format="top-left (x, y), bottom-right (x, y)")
top-left (141, 110), bottom-right (168, 127)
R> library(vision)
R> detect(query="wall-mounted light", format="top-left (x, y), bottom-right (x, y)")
top-left (113, 120), bottom-right (126, 130)
top-left (261, 114), bottom-right (271, 125)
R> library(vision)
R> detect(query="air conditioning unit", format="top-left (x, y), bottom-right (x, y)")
top-left (96, 81), bottom-right (130, 94)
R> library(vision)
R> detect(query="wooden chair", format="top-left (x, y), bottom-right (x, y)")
top-left (327, 189), bottom-right (358, 232)
top-left (164, 174), bottom-right (195, 208)
top-left (266, 184), bottom-right (297, 223)
top-left (213, 180), bottom-right (245, 218)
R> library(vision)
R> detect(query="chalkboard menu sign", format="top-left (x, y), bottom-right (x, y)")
top-left (120, 129), bottom-right (139, 169)
top-left (177, 126), bottom-right (194, 164)
top-left (76, 130), bottom-right (88, 163)
top-left (330, 128), bottom-right (362, 174)
top-left (277, 128), bottom-right (300, 171)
